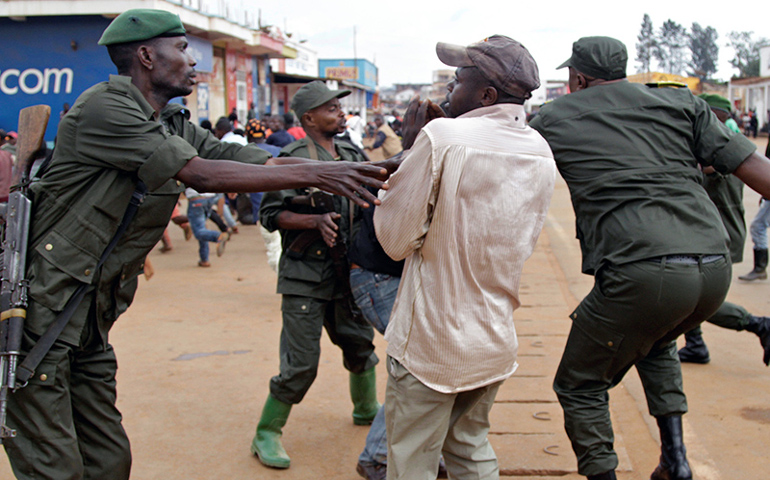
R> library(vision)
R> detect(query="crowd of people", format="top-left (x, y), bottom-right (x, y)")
top-left (3, 8), bottom-right (770, 480)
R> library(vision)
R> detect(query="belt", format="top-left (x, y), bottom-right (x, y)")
top-left (645, 254), bottom-right (724, 265)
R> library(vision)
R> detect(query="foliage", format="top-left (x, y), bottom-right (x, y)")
top-left (636, 14), bottom-right (655, 73)
top-left (688, 23), bottom-right (719, 80)
top-left (727, 31), bottom-right (770, 78)
top-left (653, 20), bottom-right (688, 76)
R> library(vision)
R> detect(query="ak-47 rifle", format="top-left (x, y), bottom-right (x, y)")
top-left (0, 105), bottom-right (50, 442)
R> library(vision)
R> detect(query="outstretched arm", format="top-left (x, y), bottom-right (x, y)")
top-left (174, 156), bottom-right (388, 208)
top-left (734, 152), bottom-right (770, 199)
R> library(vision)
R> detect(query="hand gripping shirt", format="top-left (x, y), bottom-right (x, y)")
top-left (529, 82), bottom-right (757, 275)
top-left (374, 104), bottom-right (556, 393)
top-left (25, 75), bottom-right (270, 346)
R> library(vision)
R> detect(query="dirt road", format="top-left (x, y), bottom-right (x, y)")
top-left (1, 138), bottom-right (769, 479)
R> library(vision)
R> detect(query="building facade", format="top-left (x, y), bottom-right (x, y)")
top-left (0, 0), bottom-right (295, 140)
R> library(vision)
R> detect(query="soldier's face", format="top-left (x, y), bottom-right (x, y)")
top-left (307, 98), bottom-right (346, 136)
top-left (151, 36), bottom-right (197, 99)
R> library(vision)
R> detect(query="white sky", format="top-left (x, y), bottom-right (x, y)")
top-left (260, 1), bottom-right (769, 87)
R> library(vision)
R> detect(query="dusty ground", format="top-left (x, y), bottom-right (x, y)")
top-left (1, 137), bottom-right (769, 479)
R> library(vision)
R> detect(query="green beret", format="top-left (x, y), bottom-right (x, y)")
top-left (98, 9), bottom-right (186, 46)
top-left (291, 81), bottom-right (351, 120)
top-left (558, 36), bottom-right (627, 80)
top-left (698, 93), bottom-right (732, 113)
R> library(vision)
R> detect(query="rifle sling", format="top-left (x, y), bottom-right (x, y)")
top-left (15, 181), bottom-right (148, 385)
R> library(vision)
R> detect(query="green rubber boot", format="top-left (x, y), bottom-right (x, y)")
top-left (251, 395), bottom-right (292, 469)
top-left (350, 367), bottom-right (381, 425)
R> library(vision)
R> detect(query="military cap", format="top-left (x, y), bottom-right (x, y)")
top-left (291, 81), bottom-right (351, 119)
top-left (436, 35), bottom-right (540, 97)
top-left (98, 9), bottom-right (186, 46)
top-left (698, 93), bottom-right (732, 113)
top-left (558, 36), bottom-right (627, 80)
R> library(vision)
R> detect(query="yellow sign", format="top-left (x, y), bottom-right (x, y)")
top-left (325, 66), bottom-right (358, 80)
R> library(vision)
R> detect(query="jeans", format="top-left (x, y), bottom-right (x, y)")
top-left (187, 196), bottom-right (220, 262)
top-left (350, 268), bottom-right (401, 467)
top-left (749, 198), bottom-right (770, 249)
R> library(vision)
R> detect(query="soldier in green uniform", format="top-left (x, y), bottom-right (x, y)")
top-left (529, 37), bottom-right (770, 480)
top-left (678, 93), bottom-right (770, 366)
top-left (252, 81), bottom-right (379, 470)
top-left (2, 10), bottom-right (387, 480)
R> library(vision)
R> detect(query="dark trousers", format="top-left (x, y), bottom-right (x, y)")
top-left (4, 334), bottom-right (131, 480)
top-left (269, 294), bottom-right (378, 405)
top-left (553, 257), bottom-right (731, 476)
top-left (690, 300), bottom-right (751, 336)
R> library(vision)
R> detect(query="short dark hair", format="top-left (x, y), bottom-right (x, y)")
top-left (215, 116), bottom-right (232, 133)
top-left (106, 38), bottom-right (159, 75)
top-left (283, 112), bottom-right (295, 127)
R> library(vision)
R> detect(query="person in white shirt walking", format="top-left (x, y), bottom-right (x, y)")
top-left (373, 35), bottom-right (556, 480)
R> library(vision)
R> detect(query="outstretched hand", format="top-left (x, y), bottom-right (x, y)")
top-left (314, 162), bottom-right (389, 208)
top-left (400, 95), bottom-right (446, 150)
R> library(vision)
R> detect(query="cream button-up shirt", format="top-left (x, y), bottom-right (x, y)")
top-left (374, 104), bottom-right (556, 393)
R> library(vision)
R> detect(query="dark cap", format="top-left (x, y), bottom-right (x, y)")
top-left (558, 36), bottom-right (627, 80)
top-left (436, 35), bottom-right (540, 97)
top-left (98, 9), bottom-right (186, 46)
top-left (245, 118), bottom-right (267, 140)
top-left (698, 93), bottom-right (732, 113)
top-left (291, 81), bottom-right (351, 119)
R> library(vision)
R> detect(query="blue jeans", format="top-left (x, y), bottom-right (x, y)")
top-left (749, 198), bottom-right (770, 249)
top-left (350, 268), bottom-right (400, 467)
top-left (187, 196), bottom-right (220, 262)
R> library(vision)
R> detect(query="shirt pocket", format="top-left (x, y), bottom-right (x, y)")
top-left (280, 247), bottom-right (326, 284)
top-left (27, 230), bottom-right (99, 312)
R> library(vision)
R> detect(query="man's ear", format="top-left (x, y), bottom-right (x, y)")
top-left (575, 73), bottom-right (589, 91)
top-left (481, 86), bottom-right (498, 106)
top-left (300, 112), bottom-right (314, 129)
top-left (137, 45), bottom-right (154, 70)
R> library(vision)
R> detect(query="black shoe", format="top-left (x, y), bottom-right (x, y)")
top-left (356, 461), bottom-right (386, 480)
top-left (745, 315), bottom-right (770, 366)
top-left (650, 415), bottom-right (692, 480)
top-left (587, 471), bottom-right (617, 480)
top-left (677, 330), bottom-right (710, 364)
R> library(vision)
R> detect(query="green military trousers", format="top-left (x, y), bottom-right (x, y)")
top-left (269, 294), bottom-right (378, 405)
top-left (3, 333), bottom-right (131, 480)
top-left (553, 256), bottom-right (731, 476)
top-left (689, 300), bottom-right (751, 336)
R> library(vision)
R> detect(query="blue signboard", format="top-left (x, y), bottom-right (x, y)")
top-left (318, 59), bottom-right (378, 91)
top-left (0, 15), bottom-right (212, 141)
top-left (1, 16), bottom-right (114, 141)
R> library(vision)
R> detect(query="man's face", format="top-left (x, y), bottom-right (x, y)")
top-left (150, 36), bottom-right (197, 99)
top-left (444, 67), bottom-right (487, 118)
top-left (306, 98), bottom-right (346, 136)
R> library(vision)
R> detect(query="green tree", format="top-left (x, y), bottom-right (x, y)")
top-left (654, 20), bottom-right (688, 75)
top-left (636, 14), bottom-right (655, 73)
top-left (688, 23), bottom-right (719, 80)
top-left (728, 31), bottom-right (770, 77)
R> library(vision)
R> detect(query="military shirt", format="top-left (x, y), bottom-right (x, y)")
top-left (260, 137), bottom-right (363, 300)
top-left (25, 75), bottom-right (270, 346)
top-left (530, 82), bottom-right (757, 275)
top-left (702, 172), bottom-right (745, 263)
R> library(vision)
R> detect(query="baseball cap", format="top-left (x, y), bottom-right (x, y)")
top-left (436, 35), bottom-right (540, 97)
top-left (291, 81), bottom-right (351, 120)
top-left (98, 9), bottom-right (186, 46)
top-left (245, 118), bottom-right (267, 140)
top-left (558, 36), bottom-right (627, 80)
top-left (7, 132), bottom-right (17, 139)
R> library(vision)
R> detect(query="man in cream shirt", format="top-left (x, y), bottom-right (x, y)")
top-left (374, 35), bottom-right (556, 480)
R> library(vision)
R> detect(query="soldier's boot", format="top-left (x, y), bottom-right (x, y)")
top-left (350, 367), bottom-right (380, 425)
top-left (677, 330), bottom-right (710, 364)
top-left (744, 315), bottom-right (770, 366)
top-left (251, 395), bottom-right (292, 469)
top-left (738, 248), bottom-right (768, 281)
top-left (650, 415), bottom-right (692, 480)
top-left (587, 471), bottom-right (617, 480)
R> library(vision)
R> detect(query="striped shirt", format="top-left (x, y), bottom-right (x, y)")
top-left (374, 104), bottom-right (555, 393)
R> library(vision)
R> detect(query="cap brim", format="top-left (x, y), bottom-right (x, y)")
top-left (436, 42), bottom-right (474, 67)
top-left (306, 89), bottom-right (352, 114)
top-left (557, 57), bottom-right (572, 70)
